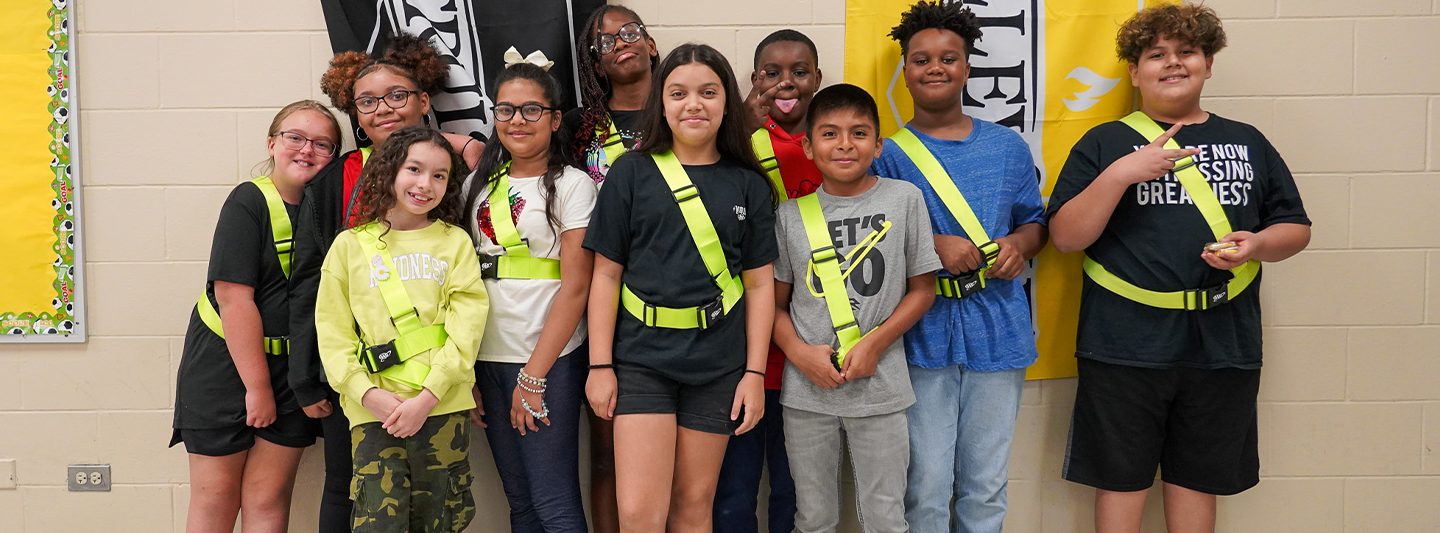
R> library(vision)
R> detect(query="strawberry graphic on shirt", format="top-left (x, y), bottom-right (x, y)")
top-left (477, 188), bottom-right (525, 244)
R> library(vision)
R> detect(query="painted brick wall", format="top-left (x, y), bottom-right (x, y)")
top-left (2, 0), bottom-right (1437, 531)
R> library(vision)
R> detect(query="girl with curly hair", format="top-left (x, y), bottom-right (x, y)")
top-left (315, 125), bottom-right (489, 533)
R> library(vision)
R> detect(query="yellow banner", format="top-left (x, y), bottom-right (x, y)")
top-left (845, 0), bottom-right (1168, 379)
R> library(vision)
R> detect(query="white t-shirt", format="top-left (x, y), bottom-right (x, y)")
top-left (467, 165), bottom-right (597, 363)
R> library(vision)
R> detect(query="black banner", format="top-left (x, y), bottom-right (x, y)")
top-left (321, 0), bottom-right (604, 143)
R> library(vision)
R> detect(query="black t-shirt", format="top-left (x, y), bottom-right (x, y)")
top-left (562, 108), bottom-right (644, 185)
top-left (583, 153), bottom-right (778, 384)
top-left (1045, 113), bottom-right (1310, 369)
top-left (174, 181), bottom-right (301, 429)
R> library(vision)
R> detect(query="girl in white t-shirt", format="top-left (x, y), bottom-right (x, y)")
top-left (461, 56), bottom-right (597, 532)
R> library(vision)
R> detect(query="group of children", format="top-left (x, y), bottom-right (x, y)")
top-left (170, 2), bottom-right (1310, 533)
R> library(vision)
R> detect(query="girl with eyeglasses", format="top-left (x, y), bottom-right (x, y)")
top-left (288, 33), bottom-right (483, 533)
top-left (564, 6), bottom-right (659, 186)
top-left (460, 57), bottom-right (596, 533)
top-left (171, 100), bottom-right (341, 533)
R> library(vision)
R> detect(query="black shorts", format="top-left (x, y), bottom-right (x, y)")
top-left (613, 363), bottom-right (743, 435)
top-left (1062, 357), bottom-right (1261, 496)
top-left (170, 409), bottom-right (318, 457)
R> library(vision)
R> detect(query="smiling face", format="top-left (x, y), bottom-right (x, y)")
top-left (1129, 34), bottom-right (1213, 113)
top-left (267, 109), bottom-right (338, 188)
top-left (387, 140), bottom-right (452, 229)
top-left (752, 40), bottom-right (821, 126)
top-left (494, 78), bottom-right (560, 165)
top-left (803, 106), bottom-right (882, 192)
top-left (902, 28), bottom-right (971, 113)
top-left (353, 68), bottom-right (430, 148)
top-left (662, 62), bottom-right (727, 151)
top-left (595, 11), bottom-right (657, 86)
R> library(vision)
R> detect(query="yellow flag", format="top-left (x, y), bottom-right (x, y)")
top-left (845, 0), bottom-right (1171, 379)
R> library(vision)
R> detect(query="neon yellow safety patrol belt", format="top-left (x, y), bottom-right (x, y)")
top-left (619, 151), bottom-right (745, 329)
top-left (795, 194), bottom-right (889, 370)
top-left (597, 120), bottom-right (626, 183)
top-left (349, 223), bottom-right (449, 390)
top-left (888, 128), bottom-right (1000, 298)
top-left (478, 163), bottom-right (562, 280)
top-left (1082, 111), bottom-right (1260, 311)
top-left (750, 128), bottom-right (788, 201)
top-left (195, 176), bottom-right (293, 356)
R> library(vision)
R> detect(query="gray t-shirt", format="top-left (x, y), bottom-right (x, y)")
top-left (775, 178), bottom-right (943, 417)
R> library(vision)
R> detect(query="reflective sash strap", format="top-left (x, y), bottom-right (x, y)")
top-left (1079, 111), bottom-right (1262, 311)
top-left (479, 165), bottom-right (563, 280)
top-left (195, 176), bottom-right (294, 352)
top-left (888, 129), bottom-right (999, 297)
top-left (618, 151), bottom-right (745, 329)
top-left (351, 224), bottom-right (440, 389)
top-left (750, 128), bottom-right (787, 201)
top-left (598, 120), bottom-right (626, 175)
top-left (796, 194), bottom-right (872, 369)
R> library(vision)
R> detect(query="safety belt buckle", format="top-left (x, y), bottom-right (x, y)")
top-left (360, 340), bottom-right (401, 373)
top-left (696, 297), bottom-right (725, 330)
top-left (1187, 284), bottom-right (1229, 310)
top-left (939, 271), bottom-right (985, 298)
top-left (978, 241), bottom-right (1001, 263)
top-left (477, 253), bottom-right (500, 279)
top-left (810, 246), bottom-right (839, 265)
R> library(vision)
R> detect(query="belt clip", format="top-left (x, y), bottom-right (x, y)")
top-left (361, 339), bottom-right (400, 373)
top-left (477, 253), bottom-right (499, 279)
top-left (1171, 155), bottom-right (1198, 173)
top-left (810, 245), bottom-right (839, 265)
top-left (696, 297), bottom-right (724, 330)
top-left (672, 184), bottom-right (699, 203)
top-left (389, 307), bottom-right (420, 328)
top-left (1187, 284), bottom-right (1229, 310)
top-left (978, 241), bottom-right (1001, 263)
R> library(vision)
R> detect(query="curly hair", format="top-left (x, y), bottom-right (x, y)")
top-left (572, 5), bottom-right (654, 164)
top-left (1117, 4), bottom-right (1226, 63)
top-left (353, 125), bottom-right (467, 232)
top-left (888, 1), bottom-right (983, 57)
top-left (320, 33), bottom-right (450, 113)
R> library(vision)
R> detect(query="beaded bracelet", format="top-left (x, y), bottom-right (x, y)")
top-left (517, 369), bottom-right (548, 394)
top-left (521, 396), bottom-right (549, 419)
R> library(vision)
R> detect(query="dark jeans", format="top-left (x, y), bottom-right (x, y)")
top-left (476, 347), bottom-right (588, 533)
top-left (714, 389), bottom-right (796, 533)
top-left (318, 387), bottom-right (352, 533)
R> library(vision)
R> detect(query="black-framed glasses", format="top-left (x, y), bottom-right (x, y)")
top-left (354, 89), bottom-right (420, 114)
top-left (273, 131), bottom-right (338, 157)
top-left (592, 22), bottom-right (645, 55)
top-left (492, 103), bottom-right (559, 123)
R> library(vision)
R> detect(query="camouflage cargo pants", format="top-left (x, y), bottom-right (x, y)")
top-left (350, 412), bottom-right (475, 533)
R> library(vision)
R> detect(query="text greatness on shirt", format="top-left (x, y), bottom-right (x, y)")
top-left (369, 252), bottom-right (450, 288)
top-left (1134, 142), bottom-right (1255, 207)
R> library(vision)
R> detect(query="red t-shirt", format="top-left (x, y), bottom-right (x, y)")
top-left (763, 117), bottom-right (822, 389)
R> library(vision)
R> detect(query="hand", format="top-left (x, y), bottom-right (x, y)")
top-left (585, 368), bottom-right (618, 420)
top-left (744, 80), bottom-right (788, 133)
top-left (731, 372), bottom-right (766, 435)
top-left (360, 387), bottom-right (403, 423)
top-left (839, 336), bottom-right (881, 381)
top-left (383, 388), bottom-right (439, 438)
top-left (934, 234), bottom-right (985, 275)
top-left (986, 236), bottom-right (1026, 280)
top-left (467, 385), bottom-right (487, 428)
top-left (1104, 122), bottom-right (1202, 186)
top-left (790, 343), bottom-right (845, 389)
top-left (511, 385), bottom-right (550, 436)
top-left (1201, 231), bottom-right (1259, 270)
top-left (300, 399), bottom-right (333, 419)
top-left (244, 388), bottom-right (278, 428)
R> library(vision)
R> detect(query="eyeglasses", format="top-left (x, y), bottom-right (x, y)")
top-left (592, 22), bottom-right (645, 55)
top-left (273, 131), bottom-right (338, 157)
top-left (354, 89), bottom-right (420, 114)
top-left (492, 103), bottom-right (559, 123)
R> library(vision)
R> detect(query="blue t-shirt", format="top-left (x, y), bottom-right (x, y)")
top-left (870, 120), bottom-right (1045, 371)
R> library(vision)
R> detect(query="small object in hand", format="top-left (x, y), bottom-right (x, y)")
top-left (1204, 241), bottom-right (1239, 254)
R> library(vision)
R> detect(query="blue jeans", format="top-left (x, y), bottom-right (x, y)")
top-left (905, 366), bottom-right (1026, 533)
top-left (713, 389), bottom-right (796, 533)
top-left (476, 349), bottom-right (588, 533)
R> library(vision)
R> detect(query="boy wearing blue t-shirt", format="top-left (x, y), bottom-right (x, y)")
top-left (869, 3), bottom-right (1048, 532)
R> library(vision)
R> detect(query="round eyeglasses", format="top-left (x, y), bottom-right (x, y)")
top-left (354, 89), bottom-right (420, 114)
top-left (273, 131), bottom-right (338, 157)
top-left (592, 22), bottom-right (645, 55)
top-left (492, 103), bottom-right (559, 123)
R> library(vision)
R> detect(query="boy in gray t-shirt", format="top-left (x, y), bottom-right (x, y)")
top-left (772, 84), bottom-right (942, 533)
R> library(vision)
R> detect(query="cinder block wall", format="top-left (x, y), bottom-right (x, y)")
top-left (2, 0), bottom-right (1437, 531)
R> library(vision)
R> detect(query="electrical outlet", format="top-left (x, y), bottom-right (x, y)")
top-left (67, 464), bottom-right (110, 492)
top-left (0, 459), bottom-right (14, 490)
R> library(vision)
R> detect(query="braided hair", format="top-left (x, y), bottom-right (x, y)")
top-left (572, 5), bottom-right (655, 164)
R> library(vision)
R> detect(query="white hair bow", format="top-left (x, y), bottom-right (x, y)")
top-left (503, 47), bottom-right (554, 71)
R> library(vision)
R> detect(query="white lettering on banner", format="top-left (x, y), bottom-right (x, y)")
top-left (376, 0), bottom-right (493, 140)
top-left (1132, 143), bottom-right (1256, 207)
top-left (957, 0), bottom-right (1046, 191)
top-left (369, 252), bottom-right (450, 288)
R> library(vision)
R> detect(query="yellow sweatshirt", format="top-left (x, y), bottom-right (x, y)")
top-left (316, 221), bottom-right (488, 428)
